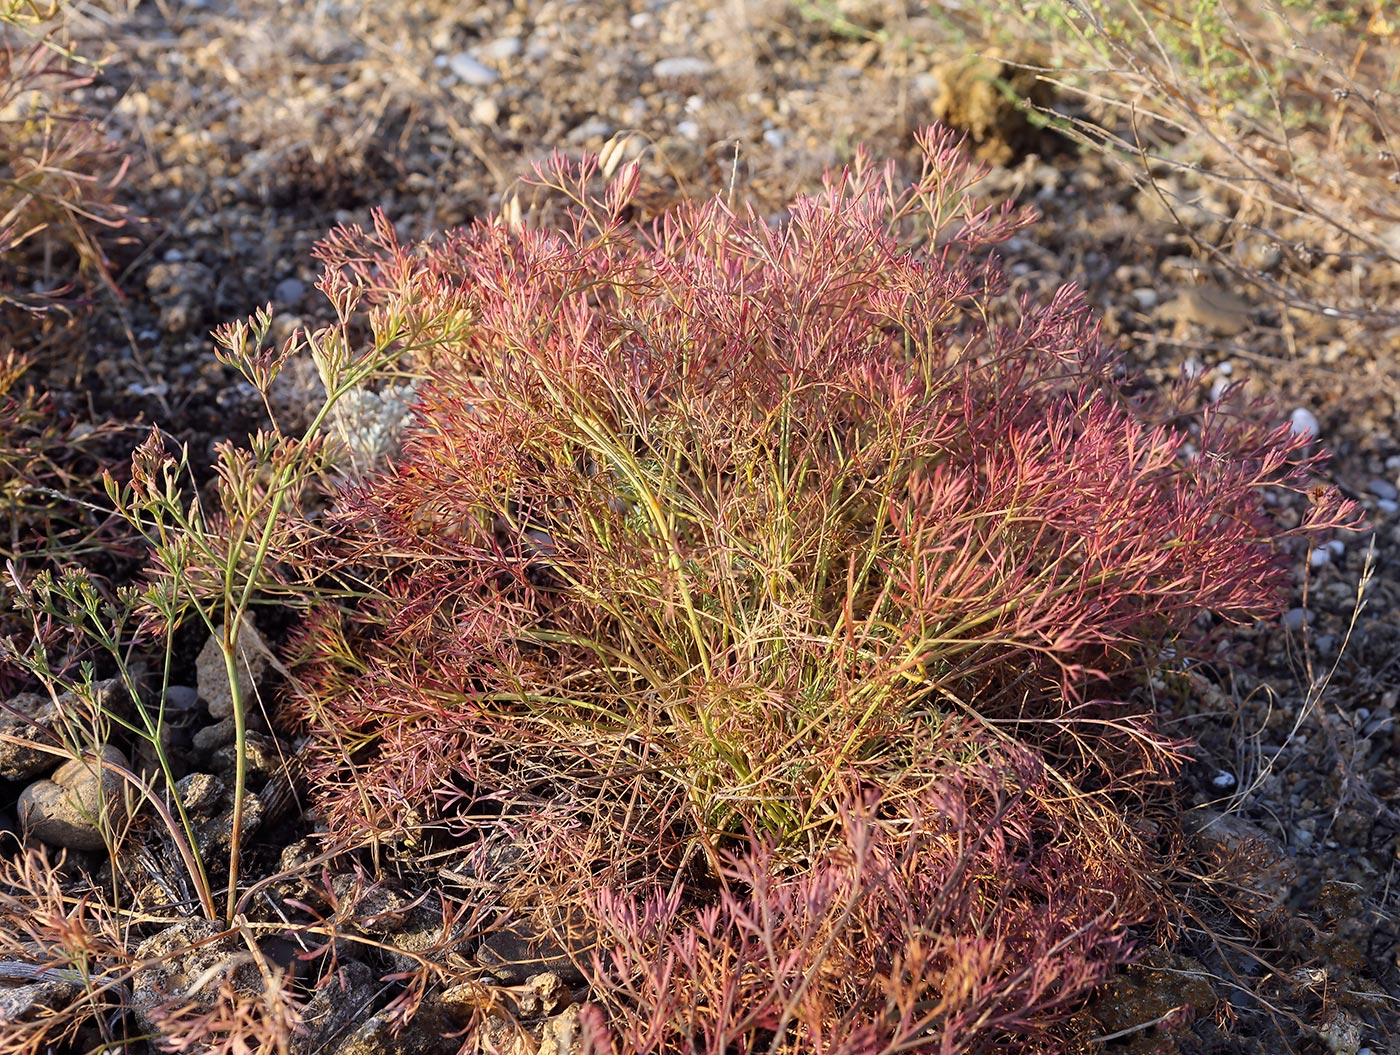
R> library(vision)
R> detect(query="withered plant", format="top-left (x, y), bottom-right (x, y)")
top-left (1, 5), bottom-right (129, 326)
top-left (256, 127), bottom-right (1357, 1051)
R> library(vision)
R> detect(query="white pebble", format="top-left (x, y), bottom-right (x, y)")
top-left (1282, 607), bottom-right (1311, 631)
top-left (676, 119), bottom-right (700, 140)
top-left (1327, 539), bottom-right (1346, 557)
top-left (1289, 407), bottom-right (1319, 440)
top-left (475, 36), bottom-right (521, 61)
top-left (1309, 547), bottom-right (1330, 569)
top-left (653, 56), bottom-right (715, 81)
top-left (1216, 360), bottom-right (1233, 376)
top-left (1130, 287), bottom-right (1157, 310)
top-left (1211, 770), bottom-right (1236, 789)
top-left (447, 53), bottom-right (499, 87)
top-left (762, 128), bottom-right (787, 149)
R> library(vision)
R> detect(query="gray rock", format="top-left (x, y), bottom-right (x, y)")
top-left (0, 692), bottom-right (61, 781)
top-left (274, 277), bottom-right (307, 306)
top-left (192, 715), bottom-right (238, 753)
top-left (161, 684), bottom-right (201, 713)
top-left (1129, 287), bottom-right (1158, 310)
top-left (475, 922), bottom-right (586, 986)
top-left (129, 920), bottom-right (264, 1036)
top-left (0, 680), bottom-right (127, 780)
top-left (18, 745), bottom-right (128, 851)
top-left (329, 1001), bottom-right (462, 1055)
top-left (294, 959), bottom-right (378, 1055)
top-left (1367, 478), bottom-right (1398, 502)
top-left (196, 618), bottom-right (279, 720)
top-left (0, 977), bottom-right (80, 1029)
top-left (175, 772), bottom-right (225, 817)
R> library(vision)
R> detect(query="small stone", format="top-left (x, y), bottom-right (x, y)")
top-left (0, 977), bottom-right (80, 1026)
top-left (475, 36), bottom-right (521, 61)
top-left (1310, 547), bottom-right (1331, 569)
top-left (193, 716), bottom-right (238, 753)
top-left (652, 56), bottom-right (715, 81)
top-left (0, 692), bottom-right (61, 781)
top-left (1367, 478), bottom-right (1398, 501)
top-left (18, 746), bottom-right (128, 851)
top-left (130, 921), bottom-right (264, 1036)
top-left (1282, 607), bottom-right (1311, 632)
top-left (1211, 769), bottom-right (1236, 790)
top-left (471, 96), bottom-right (500, 126)
top-left (1326, 539), bottom-right (1346, 558)
top-left (1129, 287), bottom-right (1157, 310)
top-left (1378, 498), bottom-right (1398, 516)
top-left (762, 128), bottom-right (787, 149)
top-left (676, 119), bottom-right (700, 141)
top-left (538, 1005), bottom-right (582, 1055)
top-left (162, 685), bottom-right (201, 713)
top-left (0, 681), bottom-right (126, 780)
top-left (475, 923), bottom-right (585, 986)
top-left (447, 53), bottom-right (499, 86)
top-left (1289, 407), bottom-right (1320, 441)
top-left (298, 959), bottom-right (378, 1053)
top-left (196, 618), bottom-right (279, 720)
top-left (176, 772), bottom-right (225, 817)
top-left (273, 277), bottom-right (306, 306)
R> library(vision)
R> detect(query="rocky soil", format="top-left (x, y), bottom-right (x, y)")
top-left (3, 1), bottom-right (1398, 1052)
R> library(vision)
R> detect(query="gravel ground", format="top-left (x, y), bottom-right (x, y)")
top-left (6, 1), bottom-right (1398, 1052)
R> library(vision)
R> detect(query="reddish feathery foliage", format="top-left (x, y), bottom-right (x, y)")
top-left (279, 127), bottom-right (1359, 1052)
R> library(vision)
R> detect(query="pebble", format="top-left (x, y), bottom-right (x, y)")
top-left (1367, 478), bottom-right (1398, 501)
top-left (1377, 498), bottom-right (1398, 516)
top-left (762, 128), bottom-right (787, 149)
top-left (1282, 607), bottom-right (1312, 632)
top-left (446, 53), bottom-right (499, 87)
top-left (1211, 770), bottom-right (1236, 790)
top-left (1129, 287), bottom-right (1157, 310)
top-left (1289, 407), bottom-right (1319, 441)
top-left (162, 685), bottom-right (201, 712)
top-left (18, 746), bottom-right (128, 851)
top-left (273, 277), bottom-right (306, 306)
top-left (196, 618), bottom-right (278, 720)
top-left (1327, 539), bottom-right (1346, 558)
top-left (653, 56), bottom-right (715, 81)
top-left (1309, 547), bottom-right (1331, 569)
top-left (475, 36), bottom-right (521, 61)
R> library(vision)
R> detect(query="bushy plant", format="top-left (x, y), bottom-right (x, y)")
top-left (275, 127), bottom-right (1356, 1051)
top-left (1, 5), bottom-right (129, 323)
